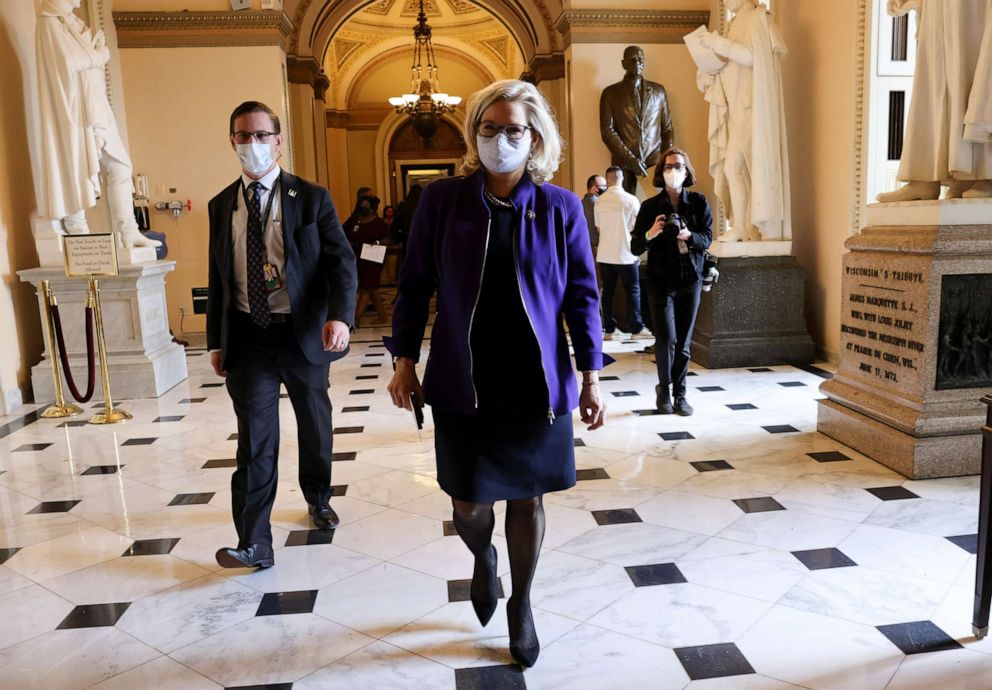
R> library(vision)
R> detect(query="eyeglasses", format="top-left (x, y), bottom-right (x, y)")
top-left (662, 163), bottom-right (686, 172)
top-left (478, 122), bottom-right (532, 140)
top-left (232, 130), bottom-right (278, 144)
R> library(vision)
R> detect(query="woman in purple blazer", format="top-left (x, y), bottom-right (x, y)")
top-left (385, 80), bottom-right (609, 667)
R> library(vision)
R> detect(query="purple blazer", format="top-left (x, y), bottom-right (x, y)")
top-left (384, 170), bottom-right (612, 417)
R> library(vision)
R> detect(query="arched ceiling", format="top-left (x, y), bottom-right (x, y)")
top-left (319, 0), bottom-right (526, 111)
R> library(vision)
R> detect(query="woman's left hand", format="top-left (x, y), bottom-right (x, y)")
top-left (579, 383), bottom-right (606, 430)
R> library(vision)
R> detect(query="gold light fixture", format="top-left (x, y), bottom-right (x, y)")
top-left (387, 0), bottom-right (461, 144)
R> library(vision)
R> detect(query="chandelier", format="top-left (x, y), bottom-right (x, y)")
top-left (387, 0), bottom-right (461, 144)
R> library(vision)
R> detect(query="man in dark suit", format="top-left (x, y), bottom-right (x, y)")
top-left (600, 46), bottom-right (675, 195)
top-left (207, 101), bottom-right (357, 569)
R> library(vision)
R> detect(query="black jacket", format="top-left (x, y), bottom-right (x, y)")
top-left (207, 169), bottom-right (357, 365)
top-left (632, 189), bottom-right (712, 285)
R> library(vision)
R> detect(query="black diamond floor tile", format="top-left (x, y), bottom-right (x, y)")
top-left (123, 538), bottom-right (180, 556)
top-left (454, 664), bottom-right (526, 690)
top-left (633, 409), bottom-right (664, 416)
top-left (791, 547), bottom-right (857, 570)
top-left (600, 375), bottom-right (620, 381)
top-left (285, 529), bottom-right (335, 547)
top-left (365, 353), bottom-right (385, 358)
top-left (866, 486), bottom-right (920, 501)
top-left (342, 406), bottom-right (370, 413)
top-left (748, 367), bottom-right (773, 373)
top-left (625, 563), bottom-right (687, 587)
top-left (226, 684), bottom-right (293, 690)
top-left (28, 500), bottom-right (80, 514)
top-left (686, 371), bottom-right (698, 376)
top-left (611, 391), bottom-right (640, 397)
top-left (946, 534), bottom-right (978, 554)
top-left (807, 451), bottom-right (852, 463)
top-left (733, 497), bottom-right (786, 513)
top-left (14, 443), bottom-right (52, 452)
top-left (153, 415), bottom-right (185, 423)
top-left (330, 485), bottom-right (348, 497)
top-left (201, 382), bottom-right (225, 388)
top-left (674, 643), bottom-right (755, 681)
top-left (369, 343), bottom-right (385, 348)
top-left (0, 547), bottom-right (20, 565)
top-left (203, 458), bottom-right (238, 469)
top-left (876, 621), bottom-right (963, 654)
top-left (763, 425), bottom-right (800, 434)
top-left (443, 520), bottom-right (458, 536)
top-left (573, 438), bottom-right (586, 448)
top-left (168, 492), bottom-right (215, 506)
top-left (659, 431), bottom-right (695, 441)
top-left (576, 468), bottom-right (610, 481)
top-left (356, 375), bottom-right (378, 380)
top-left (797, 363), bottom-right (834, 379)
top-left (691, 460), bottom-right (734, 472)
top-left (592, 508), bottom-right (642, 526)
top-left (57, 603), bottom-right (131, 629)
top-left (447, 578), bottom-right (505, 603)
top-left (280, 393), bottom-right (290, 399)
top-left (256, 590), bottom-right (318, 616)
top-left (778, 381), bottom-right (807, 387)
top-left (697, 386), bottom-right (725, 392)
top-left (349, 389), bottom-right (375, 395)
top-left (121, 437), bottom-right (157, 446)
top-left (360, 363), bottom-right (382, 368)
top-left (726, 403), bottom-right (758, 411)
top-left (81, 465), bottom-right (121, 475)
top-left (57, 420), bottom-right (89, 428)
top-left (179, 398), bottom-right (207, 404)
top-left (228, 433), bottom-right (239, 441)
top-left (333, 426), bottom-right (364, 434)
top-left (332, 452), bottom-right (357, 462)
top-left (0, 410), bottom-right (41, 439)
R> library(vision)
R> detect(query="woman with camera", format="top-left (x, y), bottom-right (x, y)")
top-left (632, 147), bottom-right (713, 415)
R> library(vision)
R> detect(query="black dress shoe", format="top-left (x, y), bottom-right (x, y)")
top-left (655, 384), bottom-right (674, 414)
top-left (215, 544), bottom-right (274, 569)
top-left (674, 396), bottom-right (694, 416)
top-left (507, 595), bottom-right (540, 668)
top-left (471, 544), bottom-right (499, 627)
top-left (308, 503), bottom-right (340, 530)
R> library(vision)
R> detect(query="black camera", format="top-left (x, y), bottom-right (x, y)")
top-left (702, 252), bottom-right (719, 292)
top-left (661, 213), bottom-right (684, 240)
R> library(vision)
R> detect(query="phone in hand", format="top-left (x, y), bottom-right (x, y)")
top-left (411, 392), bottom-right (424, 430)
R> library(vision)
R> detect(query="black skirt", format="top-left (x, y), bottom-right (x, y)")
top-left (433, 408), bottom-right (576, 503)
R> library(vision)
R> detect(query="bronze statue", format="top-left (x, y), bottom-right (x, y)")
top-left (600, 46), bottom-right (675, 195)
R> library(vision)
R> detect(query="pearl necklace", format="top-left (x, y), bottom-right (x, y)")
top-left (483, 188), bottom-right (514, 208)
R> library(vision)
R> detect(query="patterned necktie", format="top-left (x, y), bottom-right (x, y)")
top-left (245, 181), bottom-right (271, 328)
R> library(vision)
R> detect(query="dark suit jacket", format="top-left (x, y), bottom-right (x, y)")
top-left (599, 77), bottom-right (675, 172)
top-left (207, 169), bottom-right (358, 365)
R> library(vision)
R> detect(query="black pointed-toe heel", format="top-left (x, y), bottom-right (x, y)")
top-left (470, 544), bottom-right (499, 626)
top-left (507, 595), bottom-right (540, 668)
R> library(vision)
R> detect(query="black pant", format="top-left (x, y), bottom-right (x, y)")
top-left (225, 313), bottom-right (333, 548)
top-left (600, 262), bottom-right (643, 333)
top-left (649, 281), bottom-right (702, 397)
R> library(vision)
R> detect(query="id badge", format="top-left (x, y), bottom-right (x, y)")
top-left (262, 263), bottom-right (283, 292)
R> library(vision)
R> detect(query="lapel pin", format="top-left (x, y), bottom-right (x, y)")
top-left (526, 210), bottom-right (536, 220)
top-left (288, 188), bottom-right (298, 198)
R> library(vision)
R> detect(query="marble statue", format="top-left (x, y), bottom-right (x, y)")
top-left (35, 0), bottom-right (159, 248)
top-left (877, 0), bottom-right (992, 202)
top-left (695, 0), bottom-right (791, 242)
top-left (600, 46), bottom-right (675, 196)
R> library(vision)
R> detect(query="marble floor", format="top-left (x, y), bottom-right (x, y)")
top-left (0, 323), bottom-right (988, 689)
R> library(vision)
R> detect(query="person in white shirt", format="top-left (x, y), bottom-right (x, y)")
top-left (594, 167), bottom-right (651, 339)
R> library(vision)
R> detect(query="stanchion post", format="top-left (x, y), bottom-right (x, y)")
top-left (39, 279), bottom-right (82, 419)
top-left (89, 276), bottom-right (131, 425)
top-left (973, 395), bottom-right (992, 638)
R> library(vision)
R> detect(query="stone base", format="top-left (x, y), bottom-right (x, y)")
top-left (119, 246), bottom-right (158, 265)
top-left (691, 255), bottom-right (815, 368)
top-left (866, 198), bottom-right (992, 227)
top-left (18, 262), bottom-right (188, 402)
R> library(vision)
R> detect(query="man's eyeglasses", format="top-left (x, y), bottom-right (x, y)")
top-left (478, 122), bottom-right (532, 140)
top-left (232, 130), bottom-right (278, 144)
top-left (662, 163), bottom-right (686, 172)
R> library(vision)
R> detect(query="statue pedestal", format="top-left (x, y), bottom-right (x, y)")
top-left (18, 262), bottom-right (188, 402)
top-left (691, 254), bottom-right (815, 368)
top-left (817, 204), bottom-right (992, 478)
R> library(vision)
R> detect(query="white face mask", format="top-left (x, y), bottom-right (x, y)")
top-left (236, 143), bottom-right (274, 176)
top-left (663, 168), bottom-right (687, 190)
top-left (476, 130), bottom-right (532, 174)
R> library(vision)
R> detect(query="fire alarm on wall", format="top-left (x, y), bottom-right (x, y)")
top-left (230, 0), bottom-right (251, 10)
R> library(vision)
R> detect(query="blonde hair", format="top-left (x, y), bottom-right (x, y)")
top-left (460, 79), bottom-right (562, 184)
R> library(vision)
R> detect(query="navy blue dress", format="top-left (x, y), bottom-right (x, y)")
top-left (432, 199), bottom-right (576, 502)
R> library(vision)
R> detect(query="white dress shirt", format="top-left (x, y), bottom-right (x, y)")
top-left (594, 185), bottom-right (641, 265)
top-left (231, 165), bottom-right (290, 314)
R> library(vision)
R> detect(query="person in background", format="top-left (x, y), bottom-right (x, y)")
top-left (382, 204), bottom-right (396, 225)
top-left (386, 79), bottom-right (608, 669)
top-left (581, 173), bottom-right (607, 257)
top-left (632, 147), bottom-right (712, 416)
top-left (347, 194), bottom-right (390, 327)
top-left (342, 185), bottom-right (372, 230)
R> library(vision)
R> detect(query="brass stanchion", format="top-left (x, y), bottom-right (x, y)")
top-left (88, 276), bottom-right (131, 424)
top-left (39, 279), bottom-right (82, 419)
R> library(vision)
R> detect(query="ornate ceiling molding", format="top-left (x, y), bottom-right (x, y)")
top-left (113, 10), bottom-right (294, 49)
top-left (555, 9), bottom-right (710, 47)
top-left (287, 55), bottom-right (331, 100)
top-left (521, 52), bottom-right (564, 83)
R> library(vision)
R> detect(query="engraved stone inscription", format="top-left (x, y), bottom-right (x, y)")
top-left (935, 274), bottom-right (992, 390)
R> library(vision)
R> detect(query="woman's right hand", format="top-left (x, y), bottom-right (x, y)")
top-left (646, 215), bottom-right (666, 240)
top-left (388, 357), bottom-right (425, 411)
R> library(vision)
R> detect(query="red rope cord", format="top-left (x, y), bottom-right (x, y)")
top-left (51, 302), bottom-right (96, 403)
